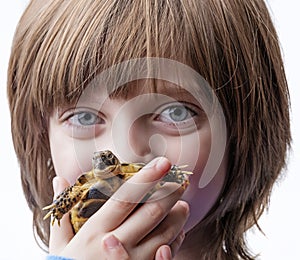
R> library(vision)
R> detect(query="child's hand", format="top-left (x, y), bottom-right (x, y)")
top-left (49, 157), bottom-right (189, 260)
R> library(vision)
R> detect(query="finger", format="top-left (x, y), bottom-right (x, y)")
top-left (169, 229), bottom-right (185, 257)
top-left (138, 200), bottom-right (189, 252)
top-left (49, 176), bottom-right (75, 254)
top-left (155, 245), bottom-right (172, 260)
top-left (115, 183), bottom-right (184, 244)
top-left (87, 157), bottom-right (171, 232)
top-left (102, 234), bottom-right (129, 260)
top-left (154, 230), bottom-right (185, 260)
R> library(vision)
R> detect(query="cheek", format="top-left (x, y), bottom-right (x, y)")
top-left (50, 141), bottom-right (81, 184)
top-left (163, 123), bottom-right (211, 171)
top-left (49, 119), bottom-right (93, 184)
top-left (181, 155), bottom-right (226, 232)
top-left (163, 123), bottom-right (227, 232)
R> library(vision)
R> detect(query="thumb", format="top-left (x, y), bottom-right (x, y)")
top-left (49, 176), bottom-right (74, 255)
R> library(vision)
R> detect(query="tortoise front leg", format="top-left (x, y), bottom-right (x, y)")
top-left (43, 184), bottom-right (89, 226)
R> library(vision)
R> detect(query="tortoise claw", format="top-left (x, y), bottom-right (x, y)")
top-left (43, 210), bottom-right (53, 221)
top-left (42, 204), bottom-right (55, 211)
top-left (178, 165), bottom-right (193, 175)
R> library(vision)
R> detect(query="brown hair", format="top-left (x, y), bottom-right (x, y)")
top-left (7, 0), bottom-right (290, 258)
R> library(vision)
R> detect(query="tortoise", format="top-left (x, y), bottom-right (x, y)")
top-left (43, 150), bottom-right (192, 233)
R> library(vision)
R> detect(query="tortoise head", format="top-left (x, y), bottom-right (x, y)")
top-left (92, 150), bottom-right (120, 178)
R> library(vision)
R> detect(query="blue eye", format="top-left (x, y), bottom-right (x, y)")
top-left (159, 105), bottom-right (196, 123)
top-left (61, 109), bottom-right (104, 139)
top-left (68, 112), bottom-right (103, 126)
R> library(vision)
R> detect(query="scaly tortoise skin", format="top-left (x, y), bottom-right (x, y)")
top-left (43, 150), bottom-right (192, 233)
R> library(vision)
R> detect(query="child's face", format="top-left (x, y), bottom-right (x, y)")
top-left (48, 80), bottom-right (227, 232)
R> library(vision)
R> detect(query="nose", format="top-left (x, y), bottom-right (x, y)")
top-left (129, 117), bottom-right (156, 158)
top-left (109, 115), bottom-right (155, 163)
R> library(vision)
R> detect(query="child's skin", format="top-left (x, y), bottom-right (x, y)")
top-left (48, 81), bottom-right (227, 259)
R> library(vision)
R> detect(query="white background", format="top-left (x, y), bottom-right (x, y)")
top-left (0, 1), bottom-right (299, 259)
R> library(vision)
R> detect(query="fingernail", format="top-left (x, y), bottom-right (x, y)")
top-left (156, 157), bottom-right (170, 171)
top-left (144, 157), bottom-right (161, 169)
top-left (160, 245), bottom-right (172, 260)
top-left (103, 234), bottom-right (121, 250)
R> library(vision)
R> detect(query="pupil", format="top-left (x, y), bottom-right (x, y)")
top-left (83, 113), bottom-right (92, 121)
top-left (174, 108), bottom-right (182, 116)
